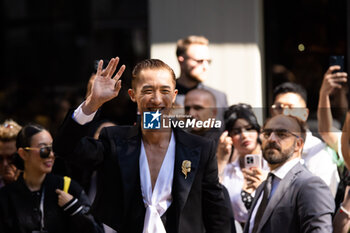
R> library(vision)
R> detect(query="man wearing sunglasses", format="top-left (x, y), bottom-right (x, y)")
top-left (271, 82), bottom-right (339, 197)
top-left (244, 114), bottom-right (334, 233)
top-left (174, 35), bottom-right (227, 123)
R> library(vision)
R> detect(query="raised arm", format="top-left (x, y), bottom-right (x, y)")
top-left (318, 65), bottom-right (347, 152)
top-left (83, 57), bottom-right (125, 115)
top-left (216, 131), bottom-right (233, 182)
top-left (341, 112), bottom-right (350, 169)
top-left (53, 57), bottom-right (125, 166)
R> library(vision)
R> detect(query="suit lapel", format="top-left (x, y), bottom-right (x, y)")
top-left (116, 125), bottom-right (145, 222)
top-left (172, 129), bottom-right (201, 212)
top-left (257, 163), bottom-right (303, 232)
top-left (116, 127), bottom-right (202, 229)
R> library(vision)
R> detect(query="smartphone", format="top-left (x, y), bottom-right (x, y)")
top-left (329, 55), bottom-right (344, 73)
top-left (244, 154), bottom-right (262, 169)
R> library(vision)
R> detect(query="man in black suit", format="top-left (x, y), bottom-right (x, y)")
top-left (53, 57), bottom-right (231, 233)
top-left (244, 114), bottom-right (334, 233)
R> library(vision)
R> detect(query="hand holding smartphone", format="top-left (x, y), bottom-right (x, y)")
top-left (329, 55), bottom-right (344, 73)
top-left (244, 154), bottom-right (262, 169)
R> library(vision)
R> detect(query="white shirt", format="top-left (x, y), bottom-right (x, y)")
top-left (140, 133), bottom-right (175, 233)
top-left (72, 102), bottom-right (97, 125)
top-left (221, 154), bottom-right (269, 223)
top-left (248, 158), bottom-right (300, 233)
top-left (301, 131), bottom-right (339, 196)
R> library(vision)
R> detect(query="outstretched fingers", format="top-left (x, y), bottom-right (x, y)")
top-left (102, 58), bottom-right (116, 77)
top-left (114, 80), bottom-right (122, 92)
top-left (107, 57), bottom-right (119, 77)
top-left (96, 60), bottom-right (104, 77)
top-left (113, 64), bottom-right (126, 82)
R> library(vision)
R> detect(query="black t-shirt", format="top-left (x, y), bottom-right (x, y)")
top-left (176, 80), bottom-right (199, 95)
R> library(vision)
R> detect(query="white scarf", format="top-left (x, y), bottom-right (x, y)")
top-left (140, 132), bottom-right (175, 233)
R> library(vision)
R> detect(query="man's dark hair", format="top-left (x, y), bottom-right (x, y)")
top-left (273, 82), bottom-right (307, 104)
top-left (131, 59), bottom-right (176, 89)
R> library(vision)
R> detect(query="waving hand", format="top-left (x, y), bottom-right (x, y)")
top-left (83, 57), bottom-right (126, 114)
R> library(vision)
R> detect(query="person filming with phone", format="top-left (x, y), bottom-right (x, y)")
top-left (216, 104), bottom-right (269, 226)
top-left (318, 60), bottom-right (347, 164)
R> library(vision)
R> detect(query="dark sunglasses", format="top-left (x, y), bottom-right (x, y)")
top-left (24, 146), bottom-right (53, 158)
top-left (185, 56), bottom-right (212, 65)
top-left (261, 128), bottom-right (300, 140)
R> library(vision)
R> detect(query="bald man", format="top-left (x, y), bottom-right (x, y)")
top-left (244, 115), bottom-right (334, 233)
top-left (184, 88), bottom-right (223, 144)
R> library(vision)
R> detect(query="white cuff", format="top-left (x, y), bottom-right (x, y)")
top-left (72, 102), bottom-right (97, 125)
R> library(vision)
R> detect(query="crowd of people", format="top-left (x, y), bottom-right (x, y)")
top-left (0, 35), bottom-right (349, 233)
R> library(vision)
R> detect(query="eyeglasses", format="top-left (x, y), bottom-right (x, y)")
top-left (230, 125), bottom-right (256, 135)
top-left (261, 128), bottom-right (300, 140)
top-left (271, 103), bottom-right (293, 112)
top-left (24, 146), bottom-right (53, 158)
top-left (185, 56), bottom-right (212, 65)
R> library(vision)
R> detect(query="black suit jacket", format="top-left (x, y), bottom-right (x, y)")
top-left (53, 112), bottom-right (231, 233)
top-left (243, 162), bottom-right (334, 233)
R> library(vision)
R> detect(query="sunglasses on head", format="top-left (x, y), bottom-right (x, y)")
top-left (24, 146), bottom-right (53, 158)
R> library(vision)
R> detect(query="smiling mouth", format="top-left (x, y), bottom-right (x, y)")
top-left (44, 161), bottom-right (54, 167)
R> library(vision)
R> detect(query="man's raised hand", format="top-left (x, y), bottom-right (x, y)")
top-left (83, 57), bottom-right (126, 115)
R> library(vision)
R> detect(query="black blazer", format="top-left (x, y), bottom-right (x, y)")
top-left (243, 162), bottom-right (335, 233)
top-left (53, 112), bottom-right (231, 233)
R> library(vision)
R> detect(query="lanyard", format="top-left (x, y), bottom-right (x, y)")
top-left (39, 187), bottom-right (45, 231)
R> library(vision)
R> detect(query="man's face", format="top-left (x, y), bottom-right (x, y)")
top-left (179, 44), bottom-right (211, 83)
top-left (128, 68), bottom-right (178, 115)
top-left (0, 140), bottom-right (18, 184)
top-left (184, 91), bottom-right (216, 132)
top-left (261, 115), bottom-right (303, 167)
top-left (271, 92), bottom-right (309, 122)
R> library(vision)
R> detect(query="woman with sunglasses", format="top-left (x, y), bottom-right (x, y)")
top-left (216, 103), bottom-right (269, 227)
top-left (0, 123), bottom-right (103, 233)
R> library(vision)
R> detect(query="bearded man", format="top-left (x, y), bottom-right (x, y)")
top-left (244, 115), bottom-right (334, 233)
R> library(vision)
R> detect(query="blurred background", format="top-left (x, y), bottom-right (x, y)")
top-left (0, 0), bottom-right (348, 134)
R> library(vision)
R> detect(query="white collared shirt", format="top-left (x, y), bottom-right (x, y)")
top-left (248, 158), bottom-right (300, 233)
top-left (140, 132), bottom-right (175, 233)
top-left (73, 102), bottom-right (97, 125)
top-left (301, 131), bottom-right (339, 196)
